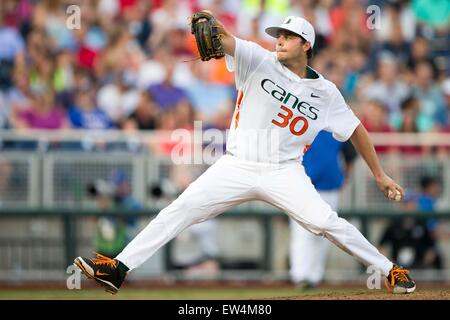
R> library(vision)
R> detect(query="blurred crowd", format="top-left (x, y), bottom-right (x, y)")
top-left (0, 0), bottom-right (449, 157)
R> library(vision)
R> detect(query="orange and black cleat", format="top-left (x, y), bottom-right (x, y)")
top-left (74, 253), bottom-right (127, 295)
top-left (385, 264), bottom-right (416, 294)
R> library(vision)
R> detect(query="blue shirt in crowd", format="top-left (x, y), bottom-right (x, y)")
top-left (0, 27), bottom-right (24, 61)
top-left (417, 194), bottom-right (439, 231)
top-left (68, 106), bottom-right (113, 129)
top-left (303, 131), bottom-right (345, 191)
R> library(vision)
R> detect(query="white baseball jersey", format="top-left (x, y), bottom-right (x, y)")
top-left (225, 37), bottom-right (360, 163)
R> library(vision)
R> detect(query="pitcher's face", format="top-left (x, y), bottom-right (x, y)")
top-left (275, 30), bottom-right (309, 64)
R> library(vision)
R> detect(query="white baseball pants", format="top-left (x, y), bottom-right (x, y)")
top-left (116, 154), bottom-right (393, 276)
top-left (289, 190), bottom-right (338, 284)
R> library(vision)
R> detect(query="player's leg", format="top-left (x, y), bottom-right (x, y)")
top-left (289, 221), bottom-right (317, 285)
top-left (289, 190), bottom-right (337, 286)
top-left (74, 155), bottom-right (257, 293)
top-left (115, 154), bottom-right (257, 269)
top-left (310, 191), bottom-right (336, 283)
top-left (184, 220), bottom-right (221, 275)
top-left (189, 219), bottom-right (220, 262)
top-left (264, 162), bottom-right (415, 293)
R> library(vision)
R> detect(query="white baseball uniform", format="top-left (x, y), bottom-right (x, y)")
top-left (116, 37), bottom-right (393, 276)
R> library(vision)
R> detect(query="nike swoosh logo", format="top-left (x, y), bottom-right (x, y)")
top-left (95, 270), bottom-right (109, 276)
top-left (310, 93), bottom-right (320, 98)
top-left (302, 32), bottom-right (307, 36)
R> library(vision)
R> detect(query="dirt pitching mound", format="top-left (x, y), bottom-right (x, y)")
top-left (268, 289), bottom-right (450, 300)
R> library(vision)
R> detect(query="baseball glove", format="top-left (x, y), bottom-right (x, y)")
top-left (190, 11), bottom-right (225, 61)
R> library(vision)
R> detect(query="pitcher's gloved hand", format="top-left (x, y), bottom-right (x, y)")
top-left (189, 11), bottom-right (225, 61)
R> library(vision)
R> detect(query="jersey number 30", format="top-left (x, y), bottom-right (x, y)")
top-left (271, 106), bottom-right (308, 136)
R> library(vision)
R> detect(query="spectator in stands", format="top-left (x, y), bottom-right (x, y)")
top-left (97, 0), bottom-right (120, 26)
top-left (412, 60), bottom-right (446, 129)
top-left (364, 53), bottom-right (409, 117)
top-left (329, 0), bottom-right (370, 50)
top-left (374, 1), bottom-right (411, 65)
top-left (342, 47), bottom-right (369, 99)
top-left (167, 27), bottom-right (195, 58)
top-left (186, 61), bottom-right (234, 121)
top-left (68, 86), bottom-right (113, 130)
top-left (0, 11), bottom-right (25, 92)
top-left (360, 99), bottom-right (393, 153)
top-left (236, 0), bottom-right (288, 41)
top-left (75, 14), bottom-right (106, 72)
top-left (95, 27), bottom-right (130, 80)
top-left (206, 101), bottom-right (234, 130)
top-left (10, 68), bottom-right (32, 107)
top-left (15, 88), bottom-right (69, 130)
top-left (148, 60), bottom-right (189, 111)
top-left (414, 175), bottom-right (444, 269)
top-left (149, 108), bottom-right (181, 156)
top-left (53, 50), bottom-right (75, 94)
top-left (55, 67), bottom-right (91, 110)
top-left (1, 0), bottom-right (33, 33)
top-left (376, 0), bottom-right (416, 45)
top-left (441, 78), bottom-right (450, 129)
top-left (201, 0), bottom-right (238, 33)
top-left (417, 176), bottom-right (441, 211)
top-left (24, 28), bottom-right (48, 63)
top-left (411, 0), bottom-right (450, 30)
top-left (391, 96), bottom-right (426, 154)
top-left (378, 192), bottom-right (441, 270)
top-left (394, 96), bottom-right (421, 133)
top-left (32, 0), bottom-right (77, 51)
top-left (121, 91), bottom-right (158, 131)
top-left (97, 71), bottom-right (140, 127)
top-left (0, 94), bottom-right (8, 129)
top-left (174, 100), bottom-right (197, 130)
top-left (119, 0), bottom-right (152, 52)
top-left (380, 172), bottom-right (445, 270)
top-left (361, 100), bottom-right (392, 133)
top-left (28, 55), bottom-right (56, 99)
top-left (245, 15), bottom-right (274, 51)
top-left (149, 0), bottom-right (192, 50)
top-left (326, 58), bottom-right (347, 94)
top-left (287, 0), bottom-right (332, 54)
top-left (110, 170), bottom-right (142, 242)
top-left (89, 179), bottom-right (128, 258)
top-left (0, 68), bottom-right (31, 128)
top-left (434, 79), bottom-right (450, 156)
top-left (406, 37), bottom-right (438, 78)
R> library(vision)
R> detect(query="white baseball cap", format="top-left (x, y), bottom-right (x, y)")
top-left (265, 16), bottom-right (315, 48)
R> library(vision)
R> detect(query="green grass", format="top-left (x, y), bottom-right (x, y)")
top-left (0, 287), bottom-right (337, 300)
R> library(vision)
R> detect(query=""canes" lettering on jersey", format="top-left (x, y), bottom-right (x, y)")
top-left (261, 78), bottom-right (319, 120)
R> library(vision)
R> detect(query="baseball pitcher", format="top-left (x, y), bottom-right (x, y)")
top-left (74, 12), bottom-right (416, 295)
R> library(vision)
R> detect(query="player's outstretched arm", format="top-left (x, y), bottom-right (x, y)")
top-left (215, 18), bottom-right (236, 57)
top-left (350, 123), bottom-right (405, 201)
